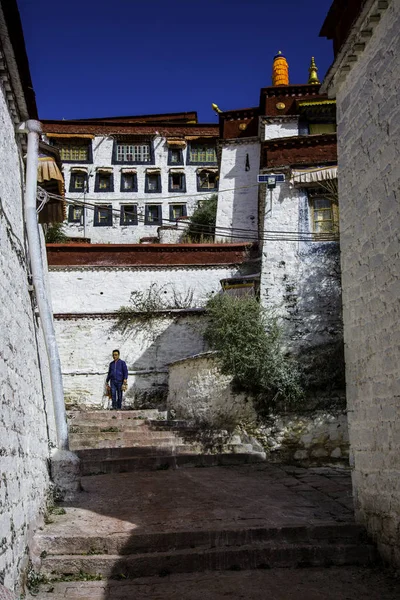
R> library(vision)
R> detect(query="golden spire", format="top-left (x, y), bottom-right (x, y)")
top-left (272, 51), bottom-right (289, 86)
top-left (308, 57), bottom-right (320, 84)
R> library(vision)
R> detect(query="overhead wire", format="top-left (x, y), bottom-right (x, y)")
top-left (43, 189), bottom-right (339, 243)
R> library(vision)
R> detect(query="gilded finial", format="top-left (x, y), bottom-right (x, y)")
top-left (212, 103), bottom-right (222, 114)
top-left (308, 57), bottom-right (320, 85)
top-left (272, 51), bottom-right (289, 86)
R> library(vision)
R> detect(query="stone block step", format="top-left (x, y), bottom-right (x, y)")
top-left (69, 438), bottom-right (182, 451)
top-left (68, 423), bottom-right (159, 434)
top-left (67, 410), bottom-right (166, 422)
top-left (69, 430), bottom-right (180, 441)
top-left (73, 443), bottom-right (254, 459)
top-left (80, 452), bottom-right (266, 475)
top-left (39, 542), bottom-right (377, 580)
top-left (34, 524), bottom-right (369, 557)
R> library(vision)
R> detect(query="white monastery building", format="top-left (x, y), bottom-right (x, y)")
top-left (41, 113), bottom-right (219, 243)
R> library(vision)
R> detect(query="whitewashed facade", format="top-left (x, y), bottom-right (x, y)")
top-left (42, 118), bottom-right (219, 243)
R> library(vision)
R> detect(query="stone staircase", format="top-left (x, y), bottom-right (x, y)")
top-left (27, 416), bottom-right (378, 597)
top-left (67, 409), bottom-right (266, 475)
top-left (35, 523), bottom-right (375, 583)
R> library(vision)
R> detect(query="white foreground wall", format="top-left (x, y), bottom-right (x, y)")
top-left (0, 84), bottom-right (55, 590)
top-left (55, 313), bottom-right (207, 409)
top-left (260, 180), bottom-right (343, 397)
top-left (216, 139), bottom-right (260, 241)
top-left (327, 1), bottom-right (400, 567)
top-left (50, 263), bottom-right (241, 406)
top-left (49, 264), bottom-right (238, 314)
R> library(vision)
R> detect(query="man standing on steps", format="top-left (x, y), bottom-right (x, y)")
top-left (106, 349), bottom-right (128, 410)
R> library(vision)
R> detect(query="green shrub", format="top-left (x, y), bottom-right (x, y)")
top-left (204, 294), bottom-right (304, 414)
top-left (184, 194), bottom-right (218, 242)
top-left (44, 223), bottom-right (67, 243)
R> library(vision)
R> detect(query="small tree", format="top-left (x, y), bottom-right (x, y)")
top-left (204, 294), bottom-right (303, 414)
top-left (184, 194), bottom-right (218, 242)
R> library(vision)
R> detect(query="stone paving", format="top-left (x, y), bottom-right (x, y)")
top-left (37, 463), bottom-right (355, 541)
top-left (33, 567), bottom-right (400, 599)
top-left (31, 463), bottom-right (400, 599)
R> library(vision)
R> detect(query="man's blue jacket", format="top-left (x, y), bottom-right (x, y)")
top-left (106, 359), bottom-right (128, 383)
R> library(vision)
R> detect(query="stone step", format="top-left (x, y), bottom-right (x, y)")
top-left (69, 438), bottom-right (183, 451)
top-left (73, 443), bottom-right (254, 459)
top-left (39, 542), bottom-right (376, 580)
top-left (70, 427), bottom-right (178, 440)
top-left (79, 452), bottom-right (266, 475)
top-left (34, 524), bottom-right (369, 557)
top-left (67, 410), bottom-right (166, 422)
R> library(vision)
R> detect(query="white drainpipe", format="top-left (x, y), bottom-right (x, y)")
top-left (17, 120), bottom-right (69, 451)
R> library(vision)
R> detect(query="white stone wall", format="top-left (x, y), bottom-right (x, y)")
top-left (48, 265), bottom-right (238, 314)
top-left (259, 180), bottom-right (344, 396)
top-left (167, 354), bottom-right (348, 463)
top-left (261, 118), bottom-right (299, 141)
top-left (55, 314), bottom-right (207, 409)
top-left (331, 1), bottom-right (400, 567)
top-left (167, 353), bottom-right (257, 426)
top-left (0, 86), bottom-right (55, 590)
top-left (57, 135), bottom-right (216, 243)
top-left (49, 263), bottom-right (241, 407)
top-left (215, 140), bottom-right (260, 241)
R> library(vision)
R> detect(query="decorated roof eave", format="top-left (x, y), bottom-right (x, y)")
top-left (260, 83), bottom-right (322, 97)
top-left (263, 132), bottom-right (337, 149)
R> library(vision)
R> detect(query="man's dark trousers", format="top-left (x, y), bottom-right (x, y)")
top-left (110, 381), bottom-right (123, 409)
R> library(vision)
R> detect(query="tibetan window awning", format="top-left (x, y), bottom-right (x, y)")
top-left (291, 166), bottom-right (337, 185)
top-left (196, 167), bottom-right (218, 173)
top-left (146, 168), bottom-right (161, 174)
top-left (70, 167), bottom-right (88, 173)
top-left (166, 139), bottom-right (186, 147)
top-left (96, 167), bottom-right (113, 173)
top-left (185, 135), bottom-right (215, 140)
top-left (46, 133), bottom-right (95, 139)
top-left (37, 156), bottom-right (64, 197)
top-left (120, 167), bottom-right (137, 173)
top-left (37, 157), bottom-right (66, 223)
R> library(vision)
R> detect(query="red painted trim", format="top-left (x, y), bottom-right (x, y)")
top-left (46, 242), bottom-right (257, 267)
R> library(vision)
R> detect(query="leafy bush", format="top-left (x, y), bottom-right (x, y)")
top-left (44, 223), bottom-right (67, 243)
top-left (204, 294), bottom-right (304, 414)
top-left (184, 194), bottom-right (218, 242)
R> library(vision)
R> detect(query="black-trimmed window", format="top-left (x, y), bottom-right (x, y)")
top-left (94, 204), bottom-right (113, 227)
top-left (145, 173), bottom-right (161, 193)
top-left (120, 204), bottom-right (138, 226)
top-left (94, 172), bottom-right (113, 192)
top-left (120, 172), bottom-right (138, 192)
top-left (168, 147), bottom-right (184, 165)
top-left (68, 205), bottom-right (83, 223)
top-left (187, 142), bottom-right (217, 165)
top-left (113, 140), bottom-right (153, 164)
top-left (197, 170), bottom-right (218, 191)
top-left (169, 204), bottom-right (187, 222)
top-left (168, 172), bottom-right (186, 193)
top-left (69, 172), bottom-right (88, 193)
top-left (145, 204), bottom-right (162, 225)
top-left (57, 140), bottom-right (92, 163)
top-left (310, 196), bottom-right (339, 235)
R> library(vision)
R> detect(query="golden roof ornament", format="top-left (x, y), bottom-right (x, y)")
top-left (211, 103), bottom-right (222, 114)
top-left (272, 51), bottom-right (289, 86)
top-left (308, 57), bottom-right (320, 85)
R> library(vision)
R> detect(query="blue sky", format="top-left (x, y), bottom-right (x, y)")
top-left (18, 0), bottom-right (334, 122)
